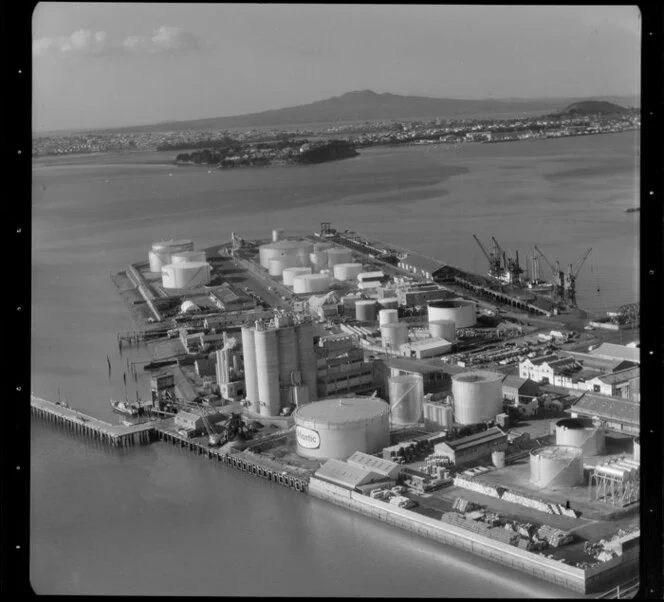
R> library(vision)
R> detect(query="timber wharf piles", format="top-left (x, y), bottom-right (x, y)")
top-left (31, 396), bottom-right (309, 493)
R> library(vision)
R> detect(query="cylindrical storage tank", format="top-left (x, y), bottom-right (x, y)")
top-left (529, 446), bottom-right (584, 489)
top-left (429, 319), bottom-right (456, 342)
top-left (326, 247), bottom-right (353, 268)
top-left (293, 274), bottom-right (330, 294)
top-left (148, 251), bottom-right (168, 273)
top-left (276, 325), bottom-right (299, 388)
top-left (293, 397), bottom-right (390, 460)
top-left (314, 242), bottom-right (332, 252)
top-left (309, 251), bottom-right (328, 273)
top-left (241, 327), bottom-right (259, 408)
top-left (355, 300), bottom-right (378, 322)
top-left (377, 298), bottom-right (399, 310)
top-left (171, 250), bottom-right (206, 264)
top-left (388, 375), bottom-right (424, 425)
top-left (428, 300), bottom-right (476, 328)
top-left (451, 371), bottom-right (503, 425)
top-left (272, 229), bottom-right (285, 243)
top-left (491, 450), bottom-right (506, 469)
top-left (333, 262), bottom-right (363, 281)
top-left (149, 238), bottom-right (194, 272)
top-left (342, 295), bottom-right (361, 311)
top-left (258, 240), bottom-right (307, 269)
top-left (440, 405), bottom-right (454, 429)
top-left (254, 328), bottom-right (280, 417)
top-left (269, 256), bottom-right (302, 277)
top-left (633, 438), bottom-right (640, 461)
top-left (161, 261), bottom-right (211, 289)
top-left (381, 323), bottom-right (408, 348)
top-left (296, 321), bottom-right (318, 402)
top-left (296, 242), bottom-right (314, 267)
top-left (379, 309), bottom-right (399, 326)
top-left (282, 267), bottom-right (312, 286)
top-left (555, 418), bottom-right (606, 456)
top-left (595, 465), bottom-right (628, 480)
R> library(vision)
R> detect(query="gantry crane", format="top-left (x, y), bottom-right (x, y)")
top-left (473, 234), bottom-right (503, 279)
top-left (534, 245), bottom-right (565, 303)
top-left (564, 248), bottom-right (592, 306)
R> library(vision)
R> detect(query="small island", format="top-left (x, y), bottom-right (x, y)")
top-left (173, 138), bottom-right (359, 169)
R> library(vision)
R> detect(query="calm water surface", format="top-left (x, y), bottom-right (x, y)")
top-left (31, 132), bottom-right (637, 596)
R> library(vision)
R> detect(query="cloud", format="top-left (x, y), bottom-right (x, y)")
top-left (33, 29), bottom-right (108, 57)
top-left (33, 26), bottom-right (202, 58)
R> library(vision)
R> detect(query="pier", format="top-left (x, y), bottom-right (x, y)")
top-left (31, 396), bottom-right (158, 447)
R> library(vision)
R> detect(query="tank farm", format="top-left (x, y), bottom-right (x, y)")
top-left (33, 224), bottom-right (640, 597)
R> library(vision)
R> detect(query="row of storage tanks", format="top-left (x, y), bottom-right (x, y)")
top-left (148, 239), bottom-right (212, 290)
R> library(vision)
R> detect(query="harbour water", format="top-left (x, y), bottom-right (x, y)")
top-left (31, 131), bottom-right (637, 596)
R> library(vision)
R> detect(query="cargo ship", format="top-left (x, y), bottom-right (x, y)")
top-left (109, 399), bottom-right (144, 417)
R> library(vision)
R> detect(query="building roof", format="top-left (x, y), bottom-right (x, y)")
top-left (399, 254), bottom-right (446, 275)
top-left (528, 354), bottom-right (559, 366)
top-left (346, 451), bottom-right (402, 477)
top-left (571, 369), bottom-right (604, 383)
top-left (572, 393), bottom-right (640, 427)
top-left (438, 427), bottom-right (507, 453)
top-left (387, 357), bottom-right (447, 375)
top-left (590, 343), bottom-right (640, 364)
top-left (314, 459), bottom-right (380, 489)
top-left (501, 375), bottom-right (538, 390)
top-left (175, 411), bottom-right (202, 424)
top-left (403, 338), bottom-right (453, 351)
top-left (597, 367), bottom-right (640, 385)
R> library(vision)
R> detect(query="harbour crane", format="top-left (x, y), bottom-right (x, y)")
top-left (534, 245), bottom-right (565, 302)
top-left (491, 236), bottom-right (524, 285)
top-left (564, 248), bottom-right (592, 306)
top-left (473, 234), bottom-right (503, 279)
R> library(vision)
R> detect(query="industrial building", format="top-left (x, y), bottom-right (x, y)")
top-left (313, 459), bottom-right (388, 491)
top-left (397, 254), bottom-right (446, 281)
top-left (501, 375), bottom-right (541, 404)
top-left (241, 314), bottom-right (318, 417)
top-left (316, 347), bottom-right (375, 398)
top-left (399, 337), bottom-right (454, 359)
top-left (215, 343), bottom-right (246, 401)
top-left (433, 426), bottom-right (508, 466)
top-left (569, 393), bottom-right (639, 436)
top-left (346, 451), bottom-right (403, 479)
top-left (293, 397), bottom-right (390, 460)
top-left (589, 343), bottom-right (640, 364)
top-left (396, 282), bottom-right (449, 306)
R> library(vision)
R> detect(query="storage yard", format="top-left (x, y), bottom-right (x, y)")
top-left (70, 223), bottom-right (642, 595)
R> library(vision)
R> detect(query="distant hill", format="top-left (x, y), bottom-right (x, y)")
top-left (557, 100), bottom-right (629, 116)
top-left (81, 90), bottom-right (640, 134)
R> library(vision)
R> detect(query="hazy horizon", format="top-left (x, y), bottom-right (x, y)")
top-left (33, 4), bottom-right (640, 132)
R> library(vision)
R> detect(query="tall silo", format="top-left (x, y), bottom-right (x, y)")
top-left (296, 320), bottom-right (318, 401)
top-left (452, 371), bottom-right (504, 425)
top-left (276, 323), bottom-right (300, 387)
top-left (254, 328), bottom-right (280, 416)
top-left (379, 309), bottom-right (399, 326)
top-left (241, 326), bottom-right (259, 411)
top-left (388, 374), bottom-right (424, 425)
top-left (381, 323), bottom-right (408, 348)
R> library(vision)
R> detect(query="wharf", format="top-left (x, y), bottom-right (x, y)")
top-left (31, 395), bottom-right (158, 447)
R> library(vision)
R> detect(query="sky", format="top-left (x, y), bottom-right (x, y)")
top-left (32, 3), bottom-right (641, 132)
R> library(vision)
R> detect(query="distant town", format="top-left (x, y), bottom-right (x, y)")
top-left (33, 108), bottom-right (640, 165)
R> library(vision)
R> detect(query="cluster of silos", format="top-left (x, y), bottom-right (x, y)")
top-left (555, 418), bottom-right (606, 456)
top-left (293, 397), bottom-right (390, 460)
top-left (451, 371), bottom-right (504, 425)
top-left (241, 316), bottom-right (318, 417)
top-left (259, 240), bottom-right (314, 276)
top-left (388, 374), bottom-right (424, 425)
top-left (162, 261), bottom-right (211, 289)
top-left (530, 446), bottom-right (585, 489)
top-left (429, 319), bottom-right (456, 342)
top-left (148, 239), bottom-right (194, 273)
top-left (355, 300), bottom-right (378, 322)
top-left (428, 300), bottom-right (476, 329)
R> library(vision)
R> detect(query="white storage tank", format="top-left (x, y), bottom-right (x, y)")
top-left (377, 298), bottom-right (399, 310)
top-left (555, 418), bottom-right (606, 456)
top-left (269, 256), bottom-right (301, 277)
top-left (326, 247), bottom-right (353, 267)
top-left (388, 374), bottom-right (424, 425)
top-left (272, 229), bottom-right (285, 243)
top-left (161, 261), bottom-right (211, 289)
top-left (491, 450), bottom-right (506, 469)
top-left (428, 300), bottom-right (476, 328)
top-left (309, 251), bottom-right (328, 273)
top-left (296, 242), bottom-right (314, 267)
top-left (314, 242), bottom-right (332, 252)
top-left (171, 250), bottom-right (207, 264)
top-left (333, 263), bottom-right (363, 281)
top-left (293, 397), bottom-right (390, 460)
top-left (530, 446), bottom-right (584, 489)
top-left (381, 323), bottom-right (408, 348)
top-left (241, 326), bottom-right (259, 412)
top-left (451, 371), bottom-right (503, 425)
top-left (378, 309), bottom-right (399, 326)
top-left (293, 273), bottom-right (330, 294)
top-left (149, 238), bottom-right (195, 272)
top-left (259, 240), bottom-right (308, 269)
top-left (429, 319), bottom-right (456, 342)
top-left (254, 328), bottom-right (280, 417)
top-left (282, 267), bottom-right (312, 286)
top-left (633, 438), bottom-right (640, 461)
top-left (355, 300), bottom-right (378, 322)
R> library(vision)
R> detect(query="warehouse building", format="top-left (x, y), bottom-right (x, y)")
top-left (346, 451), bottom-right (403, 479)
top-left (396, 282), bottom-right (450, 307)
top-left (589, 343), bottom-right (640, 364)
top-left (397, 255), bottom-right (447, 281)
top-left (501, 375), bottom-right (540, 404)
top-left (400, 337), bottom-right (454, 359)
top-left (433, 426), bottom-right (508, 466)
top-left (317, 347), bottom-right (375, 397)
top-left (570, 393), bottom-right (639, 436)
top-left (313, 459), bottom-right (385, 491)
